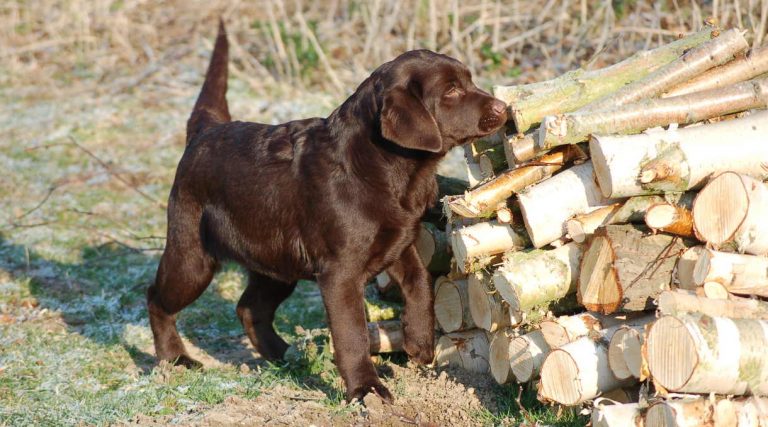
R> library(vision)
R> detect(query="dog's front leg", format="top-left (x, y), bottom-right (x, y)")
top-left (317, 270), bottom-right (393, 403)
top-left (386, 244), bottom-right (435, 365)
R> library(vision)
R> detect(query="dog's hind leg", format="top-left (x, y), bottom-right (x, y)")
top-left (237, 273), bottom-right (296, 361)
top-left (147, 201), bottom-right (216, 369)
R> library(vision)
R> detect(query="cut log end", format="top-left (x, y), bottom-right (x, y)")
top-left (540, 349), bottom-right (581, 406)
top-left (508, 330), bottom-right (549, 383)
top-left (434, 278), bottom-right (473, 333)
top-left (677, 246), bottom-right (705, 290)
top-left (512, 134), bottom-right (537, 163)
top-left (578, 235), bottom-right (622, 314)
top-left (607, 327), bottom-right (643, 380)
top-left (489, 331), bottom-right (515, 384)
top-left (692, 171), bottom-right (749, 245)
top-left (646, 316), bottom-right (699, 392)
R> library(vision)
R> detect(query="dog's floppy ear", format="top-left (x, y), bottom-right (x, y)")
top-left (380, 84), bottom-right (443, 153)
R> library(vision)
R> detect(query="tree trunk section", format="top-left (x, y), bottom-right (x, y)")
top-left (368, 320), bottom-right (404, 353)
top-left (578, 224), bottom-right (690, 314)
top-left (450, 221), bottom-right (529, 273)
top-left (693, 249), bottom-right (768, 297)
top-left (658, 289), bottom-right (768, 320)
top-left (566, 203), bottom-right (623, 243)
top-left (608, 325), bottom-right (645, 380)
top-left (489, 329), bottom-right (516, 384)
top-left (664, 45), bottom-right (768, 97)
top-left (518, 161), bottom-right (618, 248)
top-left (539, 312), bottom-right (631, 349)
top-left (677, 246), bottom-right (705, 290)
top-left (692, 171), bottom-right (768, 255)
top-left (468, 271), bottom-right (513, 332)
top-left (645, 396), bottom-right (768, 427)
top-left (644, 203), bottom-right (695, 237)
top-left (508, 329), bottom-right (550, 383)
top-left (416, 222), bottom-right (451, 274)
top-left (646, 313), bottom-right (768, 395)
top-left (590, 110), bottom-right (768, 198)
top-left (434, 330), bottom-right (490, 374)
top-left (434, 276), bottom-right (475, 333)
top-left (591, 402), bottom-right (642, 427)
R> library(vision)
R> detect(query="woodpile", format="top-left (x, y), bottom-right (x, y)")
top-left (423, 24), bottom-right (768, 424)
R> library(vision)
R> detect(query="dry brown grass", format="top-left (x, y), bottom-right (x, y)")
top-left (2, 0), bottom-right (767, 100)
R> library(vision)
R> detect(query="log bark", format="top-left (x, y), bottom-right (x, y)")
top-left (489, 329), bottom-right (516, 384)
top-left (434, 330), bottom-right (490, 374)
top-left (518, 161), bottom-right (618, 248)
top-left (506, 132), bottom-right (538, 163)
top-left (468, 271), bottom-right (513, 332)
top-left (578, 224), bottom-right (690, 314)
top-left (646, 313), bottom-right (768, 395)
top-left (492, 27), bottom-right (717, 133)
top-left (450, 221), bottom-right (529, 273)
top-left (693, 249), bottom-right (768, 297)
top-left (492, 242), bottom-right (582, 322)
top-left (692, 172), bottom-right (768, 255)
top-left (658, 289), bottom-right (768, 320)
top-left (508, 329), bottom-right (550, 383)
top-left (590, 110), bottom-right (768, 198)
top-left (644, 203), bottom-right (695, 237)
top-left (368, 320), bottom-right (404, 353)
top-left (645, 396), bottom-right (768, 427)
top-left (591, 402), bottom-right (642, 427)
top-left (416, 222), bottom-right (451, 274)
top-left (566, 203), bottom-right (623, 243)
top-left (677, 246), bottom-right (705, 290)
top-left (434, 276), bottom-right (475, 333)
top-left (580, 29), bottom-right (748, 113)
top-left (538, 312), bottom-right (631, 349)
top-left (538, 315), bottom-right (653, 406)
top-left (608, 325), bottom-right (645, 380)
top-left (540, 77), bottom-right (768, 150)
top-left (664, 45), bottom-right (768, 97)
top-left (446, 145), bottom-right (583, 218)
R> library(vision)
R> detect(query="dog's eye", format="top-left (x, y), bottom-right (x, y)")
top-left (444, 86), bottom-right (463, 98)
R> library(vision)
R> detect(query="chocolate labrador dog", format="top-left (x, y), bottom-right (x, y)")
top-left (147, 21), bottom-right (507, 402)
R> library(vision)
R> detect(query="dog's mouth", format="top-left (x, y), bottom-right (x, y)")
top-left (477, 113), bottom-right (507, 135)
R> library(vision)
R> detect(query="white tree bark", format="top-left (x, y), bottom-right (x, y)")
top-left (646, 313), bottom-right (768, 395)
top-left (693, 249), bottom-right (768, 297)
top-left (468, 271), bottom-right (513, 332)
top-left (664, 45), bottom-right (768, 97)
top-left (434, 329), bottom-right (490, 374)
top-left (591, 402), bottom-right (642, 427)
top-left (692, 172), bottom-right (768, 255)
top-left (451, 221), bottom-right (529, 273)
top-left (538, 312), bottom-right (629, 349)
top-left (677, 246), bottom-right (706, 290)
top-left (645, 396), bottom-right (768, 427)
top-left (518, 161), bottom-right (618, 247)
top-left (590, 110), bottom-right (768, 198)
top-left (658, 289), bottom-right (768, 320)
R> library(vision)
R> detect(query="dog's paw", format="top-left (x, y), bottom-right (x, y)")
top-left (172, 355), bottom-right (204, 370)
top-left (347, 380), bottom-right (394, 404)
top-left (403, 328), bottom-right (435, 365)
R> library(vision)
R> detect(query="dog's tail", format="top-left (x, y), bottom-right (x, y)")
top-left (186, 19), bottom-right (231, 145)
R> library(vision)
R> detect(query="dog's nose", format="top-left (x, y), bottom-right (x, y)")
top-left (490, 99), bottom-right (506, 116)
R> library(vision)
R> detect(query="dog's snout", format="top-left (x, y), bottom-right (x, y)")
top-left (490, 99), bottom-right (506, 116)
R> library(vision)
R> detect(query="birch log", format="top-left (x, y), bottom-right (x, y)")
top-left (541, 77), bottom-right (768, 150)
top-left (677, 246), bottom-right (705, 289)
top-left (658, 289), bottom-right (768, 320)
top-left (607, 325), bottom-right (644, 380)
top-left (416, 222), bottom-right (451, 274)
top-left (591, 402), bottom-right (643, 427)
top-left (590, 110), bottom-right (768, 198)
top-left (693, 249), bottom-right (768, 297)
top-left (446, 145), bottom-right (583, 218)
top-left (451, 221), bottom-right (528, 273)
top-left (578, 224), bottom-right (690, 314)
top-left (538, 315), bottom-right (653, 405)
top-left (506, 132), bottom-right (538, 163)
top-left (492, 27), bottom-right (716, 133)
top-left (539, 312), bottom-right (630, 348)
top-left (508, 330), bottom-right (550, 382)
top-left (434, 277), bottom-right (475, 333)
top-left (644, 203), bottom-right (695, 237)
top-left (518, 161), bottom-right (618, 247)
top-left (374, 271), bottom-right (402, 302)
top-left (468, 271), bottom-right (513, 332)
top-left (646, 313), bottom-right (768, 395)
top-left (664, 45), bottom-right (768, 97)
top-left (566, 204), bottom-right (623, 243)
top-left (644, 398), bottom-right (711, 427)
top-left (434, 330), bottom-right (490, 373)
top-left (368, 320), bottom-right (404, 353)
top-left (645, 396), bottom-right (768, 427)
top-left (489, 329), bottom-right (516, 384)
top-left (492, 242), bottom-right (582, 322)
top-left (579, 29), bottom-right (748, 113)
top-left (692, 172), bottom-right (768, 255)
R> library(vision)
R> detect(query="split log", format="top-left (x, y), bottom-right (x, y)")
top-left (692, 172), bottom-right (768, 255)
top-left (591, 402), bottom-right (642, 427)
top-left (578, 224), bottom-right (690, 314)
top-left (434, 277), bottom-right (475, 333)
top-left (665, 45), bottom-right (768, 97)
top-left (580, 28), bottom-right (748, 113)
top-left (468, 271), bottom-right (513, 332)
top-left (607, 325), bottom-right (644, 380)
top-left (693, 249), bottom-right (768, 297)
top-left (538, 315), bottom-right (653, 406)
top-left (492, 27), bottom-right (717, 133)
top-left (450, 221), bottom-right (528, 273)
top-left (508, 330), bottom-right (550, 383)
top-left (646, 313), bottom-right (768, 395)
top-left (645, 396), bottom-right (768, 427)
top-left (676, 246), bottom-right (705, 290)
top-left (539, 312), bottom-right (631, 349)
top-left (518, 161), bottom-right (618, 248)
top-left (416, 222), bottom-right (451, 274)
top-left (368, 320), bottom-right (403, 353)
top-left (644, 203), bottom-right (694, 237)
top-left (492, 242), bottom-right (582, 322)
top-left (446, 145), bottom-right (583, 218)
top-left (540, 77), bottom-right (768, 151)
top-left (434, 329), bottom-right (490, 374)
top-left (590, 110), bottom-right (768, 198)
top-left (489, 329), bottom-right (516, 384)
top-left (658, 289), bottom-right (768, 320)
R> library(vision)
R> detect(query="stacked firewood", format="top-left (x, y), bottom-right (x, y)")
top-left (428, 24), bottom-right (768, 426)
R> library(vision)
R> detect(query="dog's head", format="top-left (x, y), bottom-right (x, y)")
top-left (375, 50), bottom-right (507, 153)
